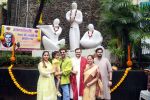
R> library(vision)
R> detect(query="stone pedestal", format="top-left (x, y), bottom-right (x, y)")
top-left (144, 69), bottom-right (150, 91)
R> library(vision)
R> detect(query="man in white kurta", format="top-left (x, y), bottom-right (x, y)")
top-left (66, 2), bottom-right (83, 50)
top-left (94, 46), bottom-right (112, 100)
top-left (70, 48), bottom-right (87, 100)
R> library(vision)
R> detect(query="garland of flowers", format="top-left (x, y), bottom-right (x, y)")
top-left (8, 64), bottom-right (37, 95)
top-left (110, 44), bottom-right (132, 93)
top-left (126, 44), bottom-right (133, 67)
top-left (0, 25), bottom-right (4, 40)
top-left (8, 43), bottom-right (37, 95)
top-left (37, 28), bottom-right (41, 41)
top-left (110, 67), bottom-right (132, 93)
top-left (38, 13), bottom-right (43, 25)
top-left (88, 30), bottom-right (94, 38)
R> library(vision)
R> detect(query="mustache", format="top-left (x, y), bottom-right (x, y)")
top-left (98, 54), bottom-right (102, 56)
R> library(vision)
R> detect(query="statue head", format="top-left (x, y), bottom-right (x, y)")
top-left (71, 2), bottom-right (77, 9)
top-left (53, 18), bottom-right (60, 26)
top-left (88, 24), bottom-right (94, 31)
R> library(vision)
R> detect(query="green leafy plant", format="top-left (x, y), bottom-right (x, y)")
top-left (98, 0), bottom-right (150, 66)
top-left (0, 54), bottom-right (41, 68)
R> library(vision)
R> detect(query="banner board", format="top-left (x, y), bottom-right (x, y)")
top-left (0, 25), bottom-right (41, 51)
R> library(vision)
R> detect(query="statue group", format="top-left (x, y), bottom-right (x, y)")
top-left (37, 2), bottom-right (103, 50)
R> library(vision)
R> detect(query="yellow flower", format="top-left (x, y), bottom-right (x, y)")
top-left (8, 64), bottom-right (37, 95)
top-left (110, 67), bottom-right (132, 93)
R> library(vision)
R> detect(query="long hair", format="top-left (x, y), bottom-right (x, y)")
top-left (41, 51), bottom-right (50, 68)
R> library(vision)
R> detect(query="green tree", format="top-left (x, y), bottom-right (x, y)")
top-left (98, 0), bottom-right (149, 67)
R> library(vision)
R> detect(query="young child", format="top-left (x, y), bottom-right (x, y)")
top-left (52, 51), bottom-right (62, 97)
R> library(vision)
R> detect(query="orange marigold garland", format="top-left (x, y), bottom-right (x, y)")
top-left (110, 67), bottom-right (132, 93)
top-left (0, 25), bottom-right (5, 40)
top-left (10, 43), bottom-right (16, 62)
top-left (37, 29), bottom-right (41, 41)
top-left (127, 44), bottom-right (133, 67)
top-left (8, 43), bottom-right (37, 95)
top-left (8, 64), bottom-right (37, 95)
top-left (111, 44), bottom-right (132, 93)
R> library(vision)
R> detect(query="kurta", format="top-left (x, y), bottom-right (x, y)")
top-left (59, 57), bottom-right (72, 85)
top-left (94, 57), bottom-right (112, 100)
top-left (37, 61), bottom-right (57, 100)
top-left (70, 57), bottom-right (87, 100)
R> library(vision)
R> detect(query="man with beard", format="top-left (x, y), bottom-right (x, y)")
top-left (70, 48), bottom-right (87, 100)
top-left (94, 46), bottom-right (112, 100)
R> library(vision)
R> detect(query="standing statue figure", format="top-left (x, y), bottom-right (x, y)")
top-left (80, 24), bottom-right (103, 49)
top-left (37, 18), bottom-right (65, 50)
top-left (66, 2), bottom-right (83, 50)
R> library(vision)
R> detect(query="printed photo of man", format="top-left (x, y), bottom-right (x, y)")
top-left (2, 33), bottom-right (14, 48)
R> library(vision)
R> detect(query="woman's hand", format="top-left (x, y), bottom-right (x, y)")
top-left (86, 82), bottom-right (91, 87)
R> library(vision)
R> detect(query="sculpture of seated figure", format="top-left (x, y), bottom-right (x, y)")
top-left (37, 18), bottom-right (65, 50)
top-left (66, 2), bottom-right (83, 50)
top-left (80, 24), bottom-right (103, 49)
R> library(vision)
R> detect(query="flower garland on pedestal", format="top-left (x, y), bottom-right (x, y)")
top-left (110, 44), bottom-right (132, 93)
top-left (110, 67), bottom-right (132, 93)
top-left (8, 64), bottom-right (37, 95)
top-left (0, 25), bottom-right (4, 40)
top-left (8, 43), bottom-right (37, 95)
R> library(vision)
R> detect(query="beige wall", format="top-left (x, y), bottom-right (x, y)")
top-left (132, 0), bottom-right (139, 5)
top-left (132, 0), bottom-right (150, 5)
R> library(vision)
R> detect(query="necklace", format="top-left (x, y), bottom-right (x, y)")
top-left (88, 30), bottom-right (94, 38)
top-left (53, 25), bottom-right (59, 35)
top-left (70, 9), bottom-right (77, 22)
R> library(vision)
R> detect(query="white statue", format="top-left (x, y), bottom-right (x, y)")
top-left (37, 18), bottom-right (65, 50)
top-left (80, 24), bottom-right (103, 49)
top-left (66, 2), bottom-right (83, 50)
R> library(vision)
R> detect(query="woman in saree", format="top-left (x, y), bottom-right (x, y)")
top-left (37, 51), bottom-right (57, 100)
top-left (83, 55), bottom-right (103, 100)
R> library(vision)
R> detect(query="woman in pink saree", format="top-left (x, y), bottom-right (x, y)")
top-left (83, 55), bottom-right (103, 100)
